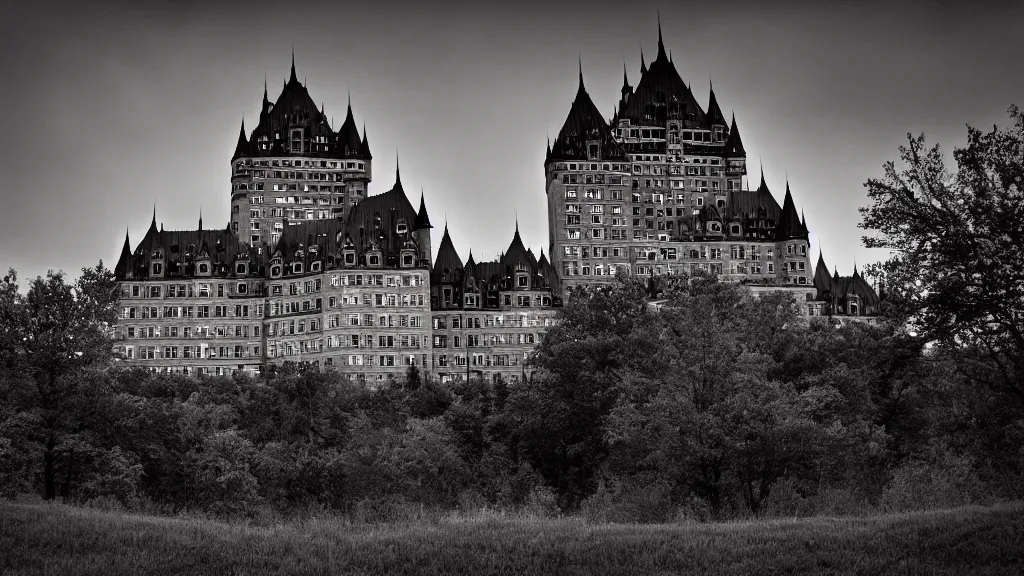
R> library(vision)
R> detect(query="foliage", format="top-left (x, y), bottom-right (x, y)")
top-left (860, 106), bottom-right (1024, 402)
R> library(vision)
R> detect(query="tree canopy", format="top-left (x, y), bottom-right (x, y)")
top-left (860, 106), bottom-right (1024, 402)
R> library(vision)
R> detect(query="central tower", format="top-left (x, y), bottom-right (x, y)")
top-left (230, 55), bottom-right (373, 250)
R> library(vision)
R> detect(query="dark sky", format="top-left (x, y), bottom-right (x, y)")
top-left (2, 0), bottom-right (1021, 283)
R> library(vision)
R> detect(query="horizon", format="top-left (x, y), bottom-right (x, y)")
top-left (2, 0), bottom-right (1022, 283)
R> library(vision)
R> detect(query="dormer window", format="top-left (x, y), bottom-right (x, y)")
top-left (310, 261), bottom-right (321, 272)
top-left (730, 224), bottom-right (741, 236)
top-left (402, 252), bottom-right (414, 268)
top-left (709, 222), bottom-right (721, 233)
top-left (396, 219), bottom-right (408, 235)
top-left (517, 274), bottom-right (528, 288)
top-left (198, 263), bottom-right (209, 274)
top-left (152, 263), bottom-right (163, 275)
top-left (292, 262), bottom-right (304, 274)
top-left (368, 253), bottom-right (381, 267)
top-left (271, 265), bottom-right (282, 278)
top-left (290, 128), bottom-right (303, 153)
top-left (235, 263), bottom-right (247, 275)
top-left (344, 251), bottom-right (356, 266)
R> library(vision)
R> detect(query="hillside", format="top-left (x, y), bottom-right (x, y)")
top-left (2, 501), bottom-right (1022, 575)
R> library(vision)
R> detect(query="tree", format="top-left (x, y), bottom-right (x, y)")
top-left (860, 106), bottom-right (1024, 402)
top-left (0, 263), bottom-right (119, 499)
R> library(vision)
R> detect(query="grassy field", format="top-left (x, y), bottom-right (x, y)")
top-left (1, 501), bottom-right (1022, 575)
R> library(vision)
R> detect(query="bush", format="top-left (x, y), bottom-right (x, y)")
top-left (881, 446), bottom-right (982, 512)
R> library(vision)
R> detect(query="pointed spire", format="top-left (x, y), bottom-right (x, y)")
top-left (813, 248), bottom-right (832, 294)
top-left (114, 226), bottom-right (133, 280)
top-left (623, 60), bottom-right (629, 87)
top-left (360, 122), bottom-right (371, 159)
top-left (777, 178), bottom-right (805, 241)
top-left (393, 149), bottom-right (403, 192)
top-left (758, 160), bottom-right (767, 191)
top-left (657, 10), bottom-right (667, 61)
top-left (262, 74), bottom-right (269, 112)
top-left (414, 188), bottom-right (433, 230)
top-left (640, 43), bottom-right (647, 75)
top-left (706, 77), bottom-right (727, 127)
top-left (289, 48), bottom-right (298, 84)
top-left (576, 54), bottom-right (586, 97)
top-left (725, 112), bottom-right (747, 158)
top-left (198, 207), bottom-right (203, 231)
top-left (232, 117), bottom-right (248, 160)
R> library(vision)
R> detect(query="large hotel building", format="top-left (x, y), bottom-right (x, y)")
top-left (113, 25), bottom-right (878, 383)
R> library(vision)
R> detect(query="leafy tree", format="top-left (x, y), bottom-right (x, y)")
top-left (0, 264), bottom-right (119, 500)
top-left (860, 106), bottom-right (1024, 402)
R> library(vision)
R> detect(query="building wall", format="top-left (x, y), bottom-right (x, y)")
top-left (545, 159), bottom-right (813, 301)
top-left (115, 280), bottom-right (266, 376)
top-left (230, 156), bottom-right (370, 247)
top-left (116, 266), bottom-right (431, 382)
top-left (431, 302), bottom-right (559, 385)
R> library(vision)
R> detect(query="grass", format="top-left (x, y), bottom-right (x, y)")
top-left (1, 500), bottom-right (1023, 575)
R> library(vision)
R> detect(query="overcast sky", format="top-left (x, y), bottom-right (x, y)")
top-left (1, 0), bottom-right (1021, 283)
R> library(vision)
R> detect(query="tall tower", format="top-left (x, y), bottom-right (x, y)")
top-left (546, 18), bottom-right (814, 300)
top-left (230, 54), bottom-right (373, 251)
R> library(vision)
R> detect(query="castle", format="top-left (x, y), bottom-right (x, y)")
top-left (112, 23), bottom-right (878, 382)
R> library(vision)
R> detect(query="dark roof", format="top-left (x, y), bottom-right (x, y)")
top-left (337, 99), bottom-right (367, 159)
top-left (359, 125), bottom-right (372, 159)
top-left (114, 229), bottom-right (132, 280)
top-left (813, 251), bottom-right (832, 296)
top-left (618, 27), bottom-right (706, 129)
top-left (724, 114), bottom-right (746, 158)
top-left (776, 182), bottom-right (807, 241)
top-left (414, 190), bottom-right (432, 230)
top-left (705, 83), bottom-right (727, 128)
top-left (239, 55), bottom-right (366, 161)
top-left (547, 63), bottom-right (628, 163)
top-left (268, 166), bottom-right (423, 267)
top-left (432, 224), bottom-right (463, 285)
top-left (232, 119), bottom-right (250, 161)
top-left (116, 214), bottom-right (263, 281)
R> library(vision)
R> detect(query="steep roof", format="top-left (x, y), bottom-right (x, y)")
top-left (268, 165), bottom-right (421, 266)
top-left (114, 229), bottom-right (132, 280)
top-left (414, 190), bottom-right (433, 230)
top-left (724, 114), bottom-right (746, 158)
top-left (240, 55), bottom-right (364, 161)
top-left (432, 224), bottom-right (463, 285)
top-left (548, 62), bottom-right (628, 163)
top-left (813, 251), bottom-right (832, 296)
top-left (618, 22), bottom-right (706, 129)
top-left (775, 181), bottom-right (807, 241)
top-left (705, 82), bottom-right (727, 128)
top-left (337, 98), bottom-right (367, 159)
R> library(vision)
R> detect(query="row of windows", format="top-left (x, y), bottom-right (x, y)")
top-left (431, 314), bottom-right (557, 330)
top-left (432, 333), bottom-right (539, 348)
top-left (122, 324), bottom-right (261, 339)
top-left (236, 157), bottom-right (367, 170)
top-left (434, 352), bottom-right (530, 368)
top-left (125, 344), bottom-right (260, 360)
top-left (120, 304), bottom-right (261, 320)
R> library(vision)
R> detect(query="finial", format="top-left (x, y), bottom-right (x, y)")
top-left (657, 10), bottom-right (666, 59)
top-left (198, 207), bottom-right (203, 230)
top-left (640, 43), bottom-right (647, 74)
top-left (395, 148), bottom-right (401, 185)
top-left (577, 54), bottom-right (585, 94)
top-left (289, 48), bottom-right (297, 83)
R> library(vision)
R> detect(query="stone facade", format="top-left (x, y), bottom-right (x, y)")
top-left (113, 29), bottom-right (880, 378)
top-left (429, 224), bottom-right (561, 384)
